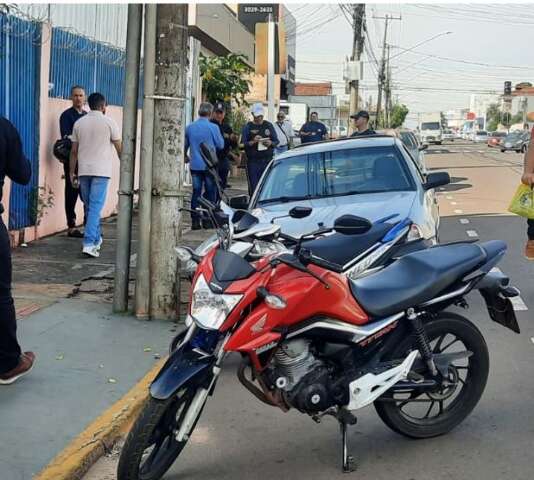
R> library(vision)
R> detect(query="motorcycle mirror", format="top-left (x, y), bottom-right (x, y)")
top-left (234, 211), bottom-right (259, 234)
top-left (289, 206), bottom-right (313, 219)
top-left (200, 142), bottom-right (219, 170)
top-left (333, 215), bottom-right (372, 235)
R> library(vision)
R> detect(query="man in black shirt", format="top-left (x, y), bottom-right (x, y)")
top-left (242, 103), bottom-right (279, 194)
top-left (59, 85), bottom-right (86, 238)
top-left (350, 110), bottom-right (376, 136)
top-left (0, 117), bottom-right (35, 385)
top-left (210, 101), bottom-right (238, 192)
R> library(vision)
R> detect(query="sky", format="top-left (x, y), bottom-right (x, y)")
top-left (286, 2), bottom-right (534, 126)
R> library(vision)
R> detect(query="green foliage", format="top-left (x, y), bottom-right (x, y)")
top-left (486, 102), bottom-right (524, 129)
top-left (390, 104), bottom-right (409, 128)
top-left (440, 112), bottom-right (448, 128)
top-left (226, 108), bottom-right (247, 137)
top-left (199, 53), bottom-right (253, 106)
top-left (30, 185), bottom-right (55, 226)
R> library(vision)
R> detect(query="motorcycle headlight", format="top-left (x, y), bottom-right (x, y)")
top-left (191, 274), bottom-right (243, 330)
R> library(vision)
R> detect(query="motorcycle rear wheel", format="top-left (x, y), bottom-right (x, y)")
top-left (117, 387), bottom-right (196, 480)
top-left (374, 313), bottom-right (489, 439)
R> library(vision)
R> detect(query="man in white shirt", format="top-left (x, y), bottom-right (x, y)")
top-left (273, 111), bottom-right (293, 156)
top-left (69, 92), bottom-right (122, 258)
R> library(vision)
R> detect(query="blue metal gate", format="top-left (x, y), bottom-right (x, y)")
top-left (0, 14), bottom-right (41, 230)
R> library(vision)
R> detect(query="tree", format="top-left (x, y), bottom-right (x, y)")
top-left (199, 53), bottom-right (253, 106)
top-left (390, 104), bottom-right (409, 128)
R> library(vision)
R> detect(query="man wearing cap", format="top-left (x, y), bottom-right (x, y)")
top-left (241, 103), bottom-right (279, 194)
top-left (299, 112), bottom-right (328, 144)
top-left (210, 102), bottom-right (238, 191)
top-left (351, 110), bottom-right (376, 136)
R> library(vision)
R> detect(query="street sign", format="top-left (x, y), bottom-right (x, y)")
top-left (238, 4), bottom-right (280, 33)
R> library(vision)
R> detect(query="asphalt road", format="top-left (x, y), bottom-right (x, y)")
top-left (86, 141), bottom-right (533, 480)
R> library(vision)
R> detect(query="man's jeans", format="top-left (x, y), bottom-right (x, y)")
top-left (0, 217), bottom-right (20, 374)
top-left (528, 219), bottom-right (534, 240)
top-left (274, 145), bottom-right (289, 157)
top-left (79, 176), bottom-right (109, 248)
top-left (191, 170), bottom-right (216, 220)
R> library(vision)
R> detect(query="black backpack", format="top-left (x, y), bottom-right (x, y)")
top-left (53, 137), bottom-right (72, 164)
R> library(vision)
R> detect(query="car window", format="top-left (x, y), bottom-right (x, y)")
top-left (256, 155), bottom-right (309, 203)
top-left (317, 146), bottom-right (415, 196)
top-left (421, 122), bottom-right (440, 130)
top-left (400, 132), bottom-right (416, 149)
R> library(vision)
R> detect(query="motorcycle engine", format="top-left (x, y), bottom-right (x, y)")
top-left (272, 339), bottom-right (334, 413)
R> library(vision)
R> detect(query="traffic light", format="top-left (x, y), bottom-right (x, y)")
top-left (504, 81), bottom-right (512, 96)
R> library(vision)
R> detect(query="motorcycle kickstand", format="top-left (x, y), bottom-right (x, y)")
top-left (339, 420), bottom-right (356, 473)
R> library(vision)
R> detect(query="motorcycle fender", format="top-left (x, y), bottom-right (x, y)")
top-left (150, 346), bottom-right (215, 401)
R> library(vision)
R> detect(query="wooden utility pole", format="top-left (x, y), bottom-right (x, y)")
top-left (149, 4), bottom-right (188, 320)
top-left (374, 14), bottom-right (400, 128)
top-left (348, 4), bottom-right (366, 133)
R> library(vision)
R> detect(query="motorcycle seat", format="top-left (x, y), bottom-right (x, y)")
top-left (300, 222), bottom-right (394, 268)
top-left (349, 242), bottom-right (500, 317)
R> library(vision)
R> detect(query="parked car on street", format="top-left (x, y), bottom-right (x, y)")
top-left (397, 129), bottom-right (428, 173)
top-left (473, 131), bottom-right (489, 143)
top-left (501, 130), bottom-right (530, 153)
top-left (487, 131), bottom-right (507, 148)
top-left (442, 129), bottom-right (456, 141)
top-left (245, 136), bottom-right (443, 242)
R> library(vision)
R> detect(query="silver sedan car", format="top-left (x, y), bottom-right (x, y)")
top-left (244, 136), bottom-right (446, 242)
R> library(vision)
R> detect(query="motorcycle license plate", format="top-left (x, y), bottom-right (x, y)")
top-left (482, 293), bottom-right (520, 334)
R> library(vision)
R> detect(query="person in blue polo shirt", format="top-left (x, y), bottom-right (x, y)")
top-left (185, 102), bottom-right (224, 230)
top-left (299, 112), bottom-right (328, 144)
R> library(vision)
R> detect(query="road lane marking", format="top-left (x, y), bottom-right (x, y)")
top-left (451, 201), bottom-right (458, 205)
top-left (454, 209), bottom-right (463, 214)
top-left (446, 196), bottom-right (453, 200)
top-left (466, 230), bottom-right (478, 237)
top-left (530, 337), bottom-right (534, 345)
top-left (510, 296), bottom-right (528, 311)
top-left (459, 218), bottom-right (470, 224)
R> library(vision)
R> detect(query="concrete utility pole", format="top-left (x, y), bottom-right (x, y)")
top-left (113, 4), bottom-right (142, 313)
top-left (134, 3), bottom-right (157, 319)
top-left (149, 4), bottom-right (189, 320)
top-left (349, 4), bottom-right (365, 132)
top-left (267, 13), bottom-right (276, 122)
top-left (384, 44), bottom-right (392, 127)
top-left (374, 14), bottom-right (401, 128)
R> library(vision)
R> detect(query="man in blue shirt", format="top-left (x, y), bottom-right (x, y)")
top-left (299, 112), bottom-right (328, 144)
top-left (185, 102), bottom-right (224, 230)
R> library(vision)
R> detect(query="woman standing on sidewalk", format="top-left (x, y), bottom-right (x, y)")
top-left (0, 117), bottom-right (35, 384)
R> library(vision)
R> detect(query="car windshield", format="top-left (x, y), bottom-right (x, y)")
top-left (477, 131), bottom-right (488, 136)
top-left (505, 132), bottom-right (521, 141)
top-left (421, 122), bottom-right (440, 130)
top-left (256, 146), bottom-right (414, 204)
top-left (492, 132), bottom-right (506, 137)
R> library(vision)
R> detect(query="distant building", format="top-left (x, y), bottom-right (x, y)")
top-left (290, 82), bottom-right (337, 133)
top-left (294, 82), bottom-right (332, 96)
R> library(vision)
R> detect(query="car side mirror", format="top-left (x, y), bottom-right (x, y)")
top-left (419, 144), bottom-right (428, 151)
top-left (333, 215), bottom-right (372, 235)
top-left (229, 195), bottom-right (249, 210)
top-left (423, 172), bottom-right (450, 191)
top-left (289, 206), bottom-right (313, 219)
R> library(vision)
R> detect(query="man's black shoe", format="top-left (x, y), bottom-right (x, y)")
top-left (192, 219), bottom-right (202, 230)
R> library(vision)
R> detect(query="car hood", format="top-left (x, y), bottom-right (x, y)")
top-left (252, 191), bottom-right (417, 237)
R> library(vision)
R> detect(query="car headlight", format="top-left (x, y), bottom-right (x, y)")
top-left (191, 274), bottom-right (243, 330)
top-left (252, 239), bottom-right (289, 257)
top-left (406, 224), bottom-right (423, 242)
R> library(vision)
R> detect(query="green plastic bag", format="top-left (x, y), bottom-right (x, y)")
top-left (508, 184), bottom-right (534, 219)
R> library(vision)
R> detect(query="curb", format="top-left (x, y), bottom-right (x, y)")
top-left (34, 357), bottom-right (166, 480)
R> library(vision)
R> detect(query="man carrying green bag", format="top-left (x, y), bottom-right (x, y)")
top-left (519, 126), bottom-right (534, 259)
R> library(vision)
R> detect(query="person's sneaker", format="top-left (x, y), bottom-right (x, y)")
top-left (191, 219), bottom-right (202, 231)
top-left (202, 219), bottom-right (214, 230)
top-left (0, 352), bottom-right (36, 385)
top-left (96, 237), bottom-right (103, 250)
top-left (525, 240), bottom-right (534, 260)
top-left (67, 229), bottom-right (84, 238)
top-left (82, 245), bottom-right (100, 258)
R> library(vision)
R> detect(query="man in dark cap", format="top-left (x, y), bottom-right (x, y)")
top-left (350, 110), bottom-right (376, 136)
top-left (210, 101), bottom-right (238, 191)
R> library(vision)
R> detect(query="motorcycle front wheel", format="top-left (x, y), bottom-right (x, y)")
top-left (374, 312), bottom-right (489, 439)
top-left (117, 386), bottom-right (197, 480)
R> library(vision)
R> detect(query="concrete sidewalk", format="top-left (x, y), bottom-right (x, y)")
top-left (2, 175), bottom-right (249, 480)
